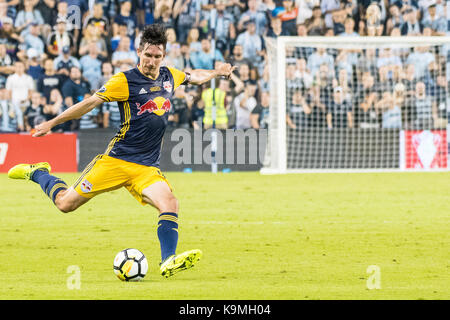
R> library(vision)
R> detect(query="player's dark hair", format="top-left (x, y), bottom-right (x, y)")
top-left (139, 24), bottom-right (168, 51)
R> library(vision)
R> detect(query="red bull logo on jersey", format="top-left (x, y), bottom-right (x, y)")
top-left (136, 96), bottom-right (171, 116)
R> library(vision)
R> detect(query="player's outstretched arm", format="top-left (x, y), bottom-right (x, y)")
top-left (189, 62), bottom-right (237, 85)
top-left (33, 95), bottom-right (104, 137)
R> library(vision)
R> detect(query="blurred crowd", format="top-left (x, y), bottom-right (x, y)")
top-left (0, 0), bottom-right (448, 133)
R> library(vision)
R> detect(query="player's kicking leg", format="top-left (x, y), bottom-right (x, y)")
top-left (8, 162), bottom-right (89, 213)
top-left (141, 181), bottom-right (202, 278)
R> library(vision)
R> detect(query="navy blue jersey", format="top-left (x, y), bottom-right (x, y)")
top-left (95, 66), bottom-right (186, 167)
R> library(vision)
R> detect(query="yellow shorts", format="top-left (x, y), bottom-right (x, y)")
top-left (73, 154), bottom-right (172, 205)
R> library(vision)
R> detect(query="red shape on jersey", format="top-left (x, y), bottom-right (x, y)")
top-left (162, 99), bottom-right (171, 111)
top-left (136, 100), bottom-right (158, 115)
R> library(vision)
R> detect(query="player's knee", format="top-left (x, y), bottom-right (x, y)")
top-left (158, 194), bottom-right (178, 213)
top-left (55, 199), bottom-right (78, 213)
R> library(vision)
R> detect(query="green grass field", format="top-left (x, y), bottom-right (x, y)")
top-left (0, 172), bottom-right (449, 300)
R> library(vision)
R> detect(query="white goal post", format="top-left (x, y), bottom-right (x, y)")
top-left (262, 36), bottom-right (450, 174)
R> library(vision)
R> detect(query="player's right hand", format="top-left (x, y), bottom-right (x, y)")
top-left (32, 121), bottom-right (53, 137)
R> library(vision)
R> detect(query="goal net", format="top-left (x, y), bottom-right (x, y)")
top-left (262, 36), bottom-right (450, 173)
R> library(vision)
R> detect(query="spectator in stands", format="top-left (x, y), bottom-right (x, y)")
top-left (295, 58), bottom-right (313, 91)
top-left (111, 22), bottom-right (133, 52)
top-left (421, 2), bottom-right (446, 36)
top-left (111, 36), bottom-right (138, 73)
top-left (79, 42), bottom-right (103, 90)
top-left (401, 63), bottom-right (417, 98)
top-left (53, 45), bottom-right (81, 79)
top-left (354, 72), bottom-right (378, 128)
top-left (335, 49), bottom-right (356, 79)
top-left (35, 0), bottom-right (56, 39)
top-left (61, 66), bottom-right (90, 108)
top-left (201, 78), bottom-right (230, 129)
top-left (186, 27), bottom-right (201, 54)
top-left (14, 0), bottom-right (44, 34)
top-left (102, 98), bottom-right (121, 130)
top-left (83, 3), bottom-right (110, 38)
top-left (46, 17), bottom-right (75, 58)
top-left (234, 63), bottom-right (252, 87)
top-left (233, 80), bottom-right (258, 129)
top-left (334, 68), bottom-right (353, 103)
top-left (228, 44), bottom-right (255, 78)
top-left (79, 93), bottom-right (102, 129)
top-left (251, 90), bottom-right (270, 129)
top-left (113, 0), bottom-right (139, 40)
top-left (5, 60), bottom-right (35, 112)
top-left (400, 7), bottom-right (421, 36)
top-left (94, 0), bottom-right (118, 21)
top-left (154, 1), bottom-right (176, 30)
top-left (79, 23), bottom-right (108, 60)
top-left (306, 82), bottom-right (327, 128)
top-left (386, 4), bottom-right (403, 35)
top-left (165, 42), bottom-right (184, 70)
top-left (43, 87), bottom-right (71, 132)
top-left (327, 86), bottom-right (353, 129)
top-left (190, 38), bottom-right (224, 70)
top-left (165, 27), bottom-right (178, 52)
top-left (275, 0), bottom-right (299, 36)
top-left (286, 63), bottom-right (302, 92)
top-left (339, 17), bottom-right (359, 37)
top-left (365, 2), bottom-right (384, 36)
top-left (307, 47), bottom-right (334, 78)
top-left (26, 48), bottom-right (44, 80)
top-left (37, 58), bottom-right (63, 101)
top-left (173, 0), bottom-right (201, 44)
top-left (296, 23), bottom-right (308, 37)
top-left (0, 43), bottom-right (15, 90)
top-left (0, 88), bottom-right (23, 132)
top-left (23, 91), bottom-right (46, 132)
top-left (377, 90), bottom-right (402, 129)
top-left (406, 46), bottom-right (435, 79)
top-left (237, 0), bottom-right (268, 36)
top-left (321, 0), bottom-right (341, 29)
top-left (20, 22), bottom-right (45, 59)
top-left (305, 5), bottom-right (326, 35)
top-left (316, 63), bottom-right (335, 109)
top-left (432, 74), bottom-right (448, 128)
top-left (179, 43), bottom-right (194, 69)
top-left (412, 81), bottom-right (436, 129)
top-left (52, 1), bottom-right (81, 40)
top-left (0, 16), bottom-right (23, 59)
top-left (190, 91), bottom-right (204, 130)
top-left (235, 20), bottom-right (264, 64)
top-left (167, 85), bottom-right (190, 129)
top-left (267, 17), bottom-right (289, 37)
top-left (331, 6), bottom-right (347, 35)
top-left (286, 89), bottom-right (311, 129)
top-left (377, 47), bottom-right (402, 82)
top-left (213, 0), bottom-right (236, 56)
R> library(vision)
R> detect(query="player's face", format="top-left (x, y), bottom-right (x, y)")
top-left (138, 44), bottom-right (165, 77)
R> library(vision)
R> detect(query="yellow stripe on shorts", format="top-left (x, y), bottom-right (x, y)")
top-left (73, 155), bottom-right (103, 188)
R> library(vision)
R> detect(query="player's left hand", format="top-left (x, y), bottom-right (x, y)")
top-left (216, 62), bottom-right (237, 79)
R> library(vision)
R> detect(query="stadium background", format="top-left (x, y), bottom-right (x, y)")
top-left (1, 0), bottom-right (449, 172)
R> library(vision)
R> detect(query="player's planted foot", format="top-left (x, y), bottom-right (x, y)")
top-left (160, 249), bottom-right (202, 278)
top-left (8, 162), bottom-right (51, 180)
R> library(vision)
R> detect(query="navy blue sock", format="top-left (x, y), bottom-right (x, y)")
top-left (31, 169), bottom-right (68, 203)
top-left (157, 212), bottom-right (179, 262)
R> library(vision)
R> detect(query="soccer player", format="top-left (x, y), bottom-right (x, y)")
top-left (8, 24), bottom-right (236, 278)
